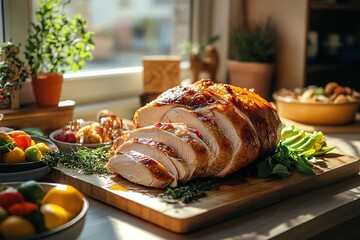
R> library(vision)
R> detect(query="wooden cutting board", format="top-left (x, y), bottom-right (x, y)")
top-left (46, 149), bottom-right (359, 233)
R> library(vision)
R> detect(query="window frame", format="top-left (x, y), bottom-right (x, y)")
top-left (0, 0), bottom-right (4, 41)
top-left (3, 0), bottom-right (236, 113)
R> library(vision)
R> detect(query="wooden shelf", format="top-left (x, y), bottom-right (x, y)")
top-left (310, 2), bottom-right (360, 11)
top-left (0, 100), bottom-right (75, 135)
top-left (243, 0), bottom-right (360, 90)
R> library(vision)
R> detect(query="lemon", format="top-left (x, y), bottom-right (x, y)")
top-left (42, 184), bottom-right (84, 219)
top-left (2, 146), bottom-right (26, 163)
top-left (36, 142), bottom-right (51, 154)
top-left (0, 215), bottom-right (36, 238)
top-left (40, 203), bottom-right (70, 230)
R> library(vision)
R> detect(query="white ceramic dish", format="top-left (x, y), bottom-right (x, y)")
top-left (1, 182), bottom-right (89, 240)
top-left (49, 129), bottom-right (112, 152)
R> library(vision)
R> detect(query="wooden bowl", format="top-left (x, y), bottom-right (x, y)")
top-left (273, 92), bottom-right (360, 125)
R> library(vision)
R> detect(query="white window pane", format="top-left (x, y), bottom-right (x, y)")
top-left (49, 0), bottom-right (192, 71)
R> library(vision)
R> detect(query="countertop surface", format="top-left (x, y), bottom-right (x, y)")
top-left (74, 133), bottom-right (360, 240)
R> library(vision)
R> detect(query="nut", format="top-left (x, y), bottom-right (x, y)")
top-left (96, 109), bottom-right (115, 122)
top-left (325, 82), bottom-right (339, 97)
top-left (334, 94), bottom-right (349, 104)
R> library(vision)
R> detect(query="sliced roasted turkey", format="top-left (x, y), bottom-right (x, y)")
top-left (105, 150), bottom-right (176, 188)
top-left (119, 122), bottom-right (211, 181)
top-left (133, 81), bottom-right (270, 177)
top-left (194, 80), bottom-right (281, 156)
top-left (108, 80), bottom-right (282, 188)
top-left (113, 137), bottom-right (190, 182)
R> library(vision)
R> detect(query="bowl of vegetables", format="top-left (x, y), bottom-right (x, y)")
top-left (0, 181), bottom-right (89, 240)
top-left (273, 82), bottom-right (360, 125)
top-left (0, 131), bottom-right (58, 182)
top-left (49, 128), bottom-right (112, 152)
top-left (49, 110), bottom-right (134, 152)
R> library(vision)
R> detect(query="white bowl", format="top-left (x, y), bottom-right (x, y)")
top-left (49, 129), bottom-right (112, 152)
top-left (2, 182), bottom-right (89, 240)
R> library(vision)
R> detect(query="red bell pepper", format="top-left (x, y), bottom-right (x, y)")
top-left (9, 131), bottom-right (32, 151)
top-left (8, 202), bottom-right (38, 216)
top-left (0, 190), bottom-right (25, 210)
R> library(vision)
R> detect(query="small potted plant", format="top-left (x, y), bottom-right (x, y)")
top-left (227, 18), bottom-right (276, 99)
top-left (0, 42), bottom-right (30, 109)
top-left (24, 0), bottom-right (95, 106)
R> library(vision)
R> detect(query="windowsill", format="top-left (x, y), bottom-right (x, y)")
top-left (64, 61), bottom-right (190, 81)
top-left (64, 66), bottom-right (143, 81)
top-left (19, 62), bottom-right (191, 119)
top-left (0, 100), bottom-right (75, 134)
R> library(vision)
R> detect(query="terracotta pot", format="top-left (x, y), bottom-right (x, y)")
top-left (32, 73), bottom-right (63, 106)
top-left (227, 60), bottom-right (274, 99)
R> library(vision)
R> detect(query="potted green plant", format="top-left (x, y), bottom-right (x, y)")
top-left (227, 19), bottom-right (276, 99)
top-left (0, 42), bottom-right (30, 109)
top-left (24, 0), bottom-right (94, 106)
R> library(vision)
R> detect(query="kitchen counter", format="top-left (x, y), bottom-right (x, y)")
top-left (75, 133), bottom-right (360, 240)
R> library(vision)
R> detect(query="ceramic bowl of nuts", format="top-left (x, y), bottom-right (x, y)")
top-left (273, 82), bottom-right (360, 125)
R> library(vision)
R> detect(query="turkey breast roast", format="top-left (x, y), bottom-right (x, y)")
top-left (106, 80), bottom-right (282, 188)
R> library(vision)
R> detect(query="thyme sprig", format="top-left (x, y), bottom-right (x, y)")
top-left (158, 179), bottom-right (214, 203)
top-left (43, 146), bottom-right (110, 175)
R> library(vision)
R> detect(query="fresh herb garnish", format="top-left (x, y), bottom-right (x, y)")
top-left (257, 141), bottom-right (316, 178)
top-left (43, 146), bottom-right (110, 175)
top-left (158, 179), bottom-right (214, 203)
top-left (257, 124), bottom-right (336, 179)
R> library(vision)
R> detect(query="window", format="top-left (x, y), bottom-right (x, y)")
top-left (61, 0), bottom-right (191, 71)
top-left (2, 0), bottom-right (232, 120)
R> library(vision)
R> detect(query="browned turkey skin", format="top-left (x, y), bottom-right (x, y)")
top-left (106, 80), bottom-right (282, 188)
top-left (194, 80), bottom-right (281, 156)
